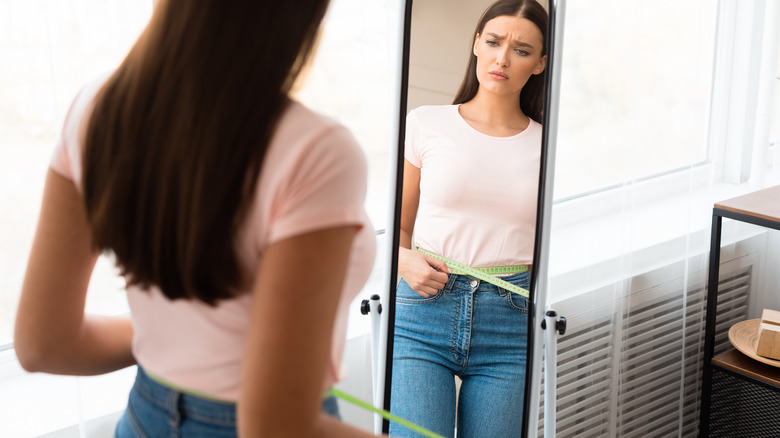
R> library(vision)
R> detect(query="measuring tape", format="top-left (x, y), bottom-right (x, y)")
top-left (416, 248), bottom-right (530, 298)
top-left (326, 388), bottom-right (444, 438)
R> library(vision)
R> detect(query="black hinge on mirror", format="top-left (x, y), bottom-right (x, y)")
top-left (541, 310), bottom-right (566, 334)
top-left (360, 294), bottom-right (382, 315)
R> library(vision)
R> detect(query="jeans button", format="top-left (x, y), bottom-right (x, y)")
top-left (470, 280), bottom-right (478, 287)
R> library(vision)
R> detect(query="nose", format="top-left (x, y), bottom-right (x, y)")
top-left (496, 49), bottom-right (509, 67)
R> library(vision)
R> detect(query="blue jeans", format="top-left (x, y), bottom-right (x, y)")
top-left (116, 366), bottom-right (340, 437)
top-left (390, 272), bottom-right (529, 438)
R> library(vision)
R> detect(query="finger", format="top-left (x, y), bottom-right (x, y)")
top-left (423, 269), bottom-right (449, 286)
top-left (422, 277), bottom-right (448, 291)
top-left (414, 279), bottom-right (443, 296)
top-left (426, 256), bottom-right (451, 274)
top-left (412, 286), bottom-right (435, 297)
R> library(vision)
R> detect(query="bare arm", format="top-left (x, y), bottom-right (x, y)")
top-left (238, 226), bottom-right (378, 437)
top-left (397, 160), bottom-right (449, 297)
top-left (14, 169), bottom-right (135, 375)
top-left (398, 159), bottom-right (420, 250)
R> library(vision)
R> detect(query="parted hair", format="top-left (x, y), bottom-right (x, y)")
top-left (82, 0), bottom-right (331, 305)
top-left (452, 0), bottom-right (548, 123)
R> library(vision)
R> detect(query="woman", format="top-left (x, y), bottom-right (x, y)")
top-left (390, 0), bottom-right (547, 436)
top-left (14, 1), bottom-right (379, 436)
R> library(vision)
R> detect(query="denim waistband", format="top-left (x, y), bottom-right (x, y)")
top-left (441, 271), bottom-right (530, 295)
top-left (133, 366), bottom-right (237, 426)
top-left (134, 366), bottom-right (341, 422)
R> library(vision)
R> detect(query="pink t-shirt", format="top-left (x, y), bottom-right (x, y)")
top-left (49, 77), bottom-right (375, 400)
top-left (405, 104), bottom-right (541, 267)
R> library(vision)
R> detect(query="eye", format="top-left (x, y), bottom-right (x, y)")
top-left (486, 40), bottom-right (499, 47)
top-left (515, 49), bottom-right (530, 56)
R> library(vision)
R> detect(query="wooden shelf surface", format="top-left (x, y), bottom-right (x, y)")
top-left (715, 185), bottom-right (780, 224)
top-left (712, 348), bottom-right (780, 388)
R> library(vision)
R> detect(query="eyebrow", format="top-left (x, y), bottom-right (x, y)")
top-left (486, 32), bottom-right (536, 49)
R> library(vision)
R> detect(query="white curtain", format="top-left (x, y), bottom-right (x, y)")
top-left (543, 0), bottom-right (780, 436)
top-left (0, 1), bottom-right (151, 436)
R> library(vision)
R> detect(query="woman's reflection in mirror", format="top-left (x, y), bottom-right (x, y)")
top-left (391, 0), bottom-right (547, 436)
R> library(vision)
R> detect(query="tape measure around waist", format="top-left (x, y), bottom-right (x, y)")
top-left (417, 248), bottom-right (530, 298)
top-left (147, 369), bottom-right (442, 437)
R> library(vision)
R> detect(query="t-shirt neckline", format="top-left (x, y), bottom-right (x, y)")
top-left (454, 104), bottom-right (535, 140)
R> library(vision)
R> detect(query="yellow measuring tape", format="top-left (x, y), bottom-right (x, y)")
top-left (416, 248), bottom-right (530, 298)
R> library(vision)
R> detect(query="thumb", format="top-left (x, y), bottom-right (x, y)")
top-left (426, 256), bottom-right (451, 274)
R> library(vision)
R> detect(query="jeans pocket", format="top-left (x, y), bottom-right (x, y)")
top-left (116, 402), bottom-right (150, 438)
top-left (395, 278), bottom-right (445, 304)
top-left (505, 292), bottom-right (529, 313)
top-left (500, 272), bottom-right (530, 314)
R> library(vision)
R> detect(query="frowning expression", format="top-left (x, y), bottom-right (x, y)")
top-left (473, 15), bottom-right (546, 97)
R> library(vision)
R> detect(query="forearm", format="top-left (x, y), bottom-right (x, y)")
top-left (75, 314), bottom-right (135, 374)
top-left (16, 313), bottom-right (135, 375)
top-left (399, 228), bottom-right (412, 250)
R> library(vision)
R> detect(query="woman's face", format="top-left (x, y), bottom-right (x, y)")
top-left (473, 15), bottom-right (546, 98)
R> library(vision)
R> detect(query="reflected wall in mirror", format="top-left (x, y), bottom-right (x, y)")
top-left (389, 0), bottom-right (549, 436)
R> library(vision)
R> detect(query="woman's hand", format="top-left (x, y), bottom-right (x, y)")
top-left (398, 247), bottom-right (450, 297)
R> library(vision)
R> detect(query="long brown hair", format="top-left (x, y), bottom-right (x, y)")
top-left (452, 0), bottom-right (548, 123)
top-left (82, 0), bottom-right (331, 305)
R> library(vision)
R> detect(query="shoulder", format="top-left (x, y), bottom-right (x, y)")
top-left (524, 118), bottom-right (544, 141)
top-left (407, 104), bottom-right (458, 122)
top-left (50, 71), bottom-right (114, 185)
top-left (251, 102), bottom-right (369, 244)
top-left (63, 72), bottom-right (114, 144)
top-left (268, 101), bottom-right (365, 169)
top-left (68, 71), bottom-right (114, 127)
top-left (528, 118), bottom-right (543, 132)
top-left (274, 101), bottom-right (362, 158)
top-left (263, 101), bottom-right (366, 187)
top-left (406, 104), bottom-right (459, 133)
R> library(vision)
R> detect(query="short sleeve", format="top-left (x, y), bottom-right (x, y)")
top-left (404, 109), bottom-right (422, 168)
top-left (265, 125), bottom-right (368, 244)
top-left (49, 75), bottom-right (108, 188)
top-left (49, 92), bottom-right (85, 182)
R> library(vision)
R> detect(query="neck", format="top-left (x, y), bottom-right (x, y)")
top-left (462, 89), bottom-right (527, 127)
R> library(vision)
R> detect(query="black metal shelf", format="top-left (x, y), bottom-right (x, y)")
top-left (700, 185), bottom-right (780, 437)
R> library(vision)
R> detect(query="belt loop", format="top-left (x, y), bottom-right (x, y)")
top-left (443, 273), bottom-right (457, 293)
top-left (167, 390), bottom-right (182, 433)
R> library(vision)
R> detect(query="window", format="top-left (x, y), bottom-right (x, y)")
top-left (770, 51), bottom-right (780, 158)
top-left (0, 2), bottom-right (398, 435)
top-left (0, 0), bottom-right (154, 347)
top-left (553, 0), bottom-right (717, 201)
top-left (293, 0), bottom-right (396, 232)
top-left (0, 0), bottom-right (397, 348)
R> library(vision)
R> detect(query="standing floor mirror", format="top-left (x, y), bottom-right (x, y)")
top-left (380, 0), bottom-right (564, 436)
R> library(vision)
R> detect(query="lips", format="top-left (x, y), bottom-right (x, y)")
top-left (488, 70), bottom-right (508, 80)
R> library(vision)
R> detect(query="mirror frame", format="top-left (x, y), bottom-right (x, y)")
top-left (380, 0), bottom-right (412, 433)
top-left (527, 0), bottom-right (564, 435)
top-left (381, 1), bottom-right (561, 435)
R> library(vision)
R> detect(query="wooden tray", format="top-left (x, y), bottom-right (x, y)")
top-left (729, 319), bottom-right (780, 368)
